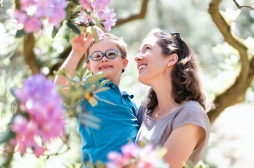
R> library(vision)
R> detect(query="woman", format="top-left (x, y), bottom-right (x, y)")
top-left (134, 28), bottom-right (213, 168)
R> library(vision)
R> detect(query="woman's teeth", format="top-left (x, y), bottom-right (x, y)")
top-left (139, 65), bottom-right (146, 71)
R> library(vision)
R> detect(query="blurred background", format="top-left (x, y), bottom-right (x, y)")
top-left (1, 0), bottom-right (254, 167)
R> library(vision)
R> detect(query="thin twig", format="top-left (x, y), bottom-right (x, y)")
top-left (233, 0), bottom-right (254, 11)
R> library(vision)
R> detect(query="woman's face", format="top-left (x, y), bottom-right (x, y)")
top-left (134, 36), bottom-right (170, 86)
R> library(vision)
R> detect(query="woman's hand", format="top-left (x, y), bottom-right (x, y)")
top-left (70, 33), bottom-right (93, 55)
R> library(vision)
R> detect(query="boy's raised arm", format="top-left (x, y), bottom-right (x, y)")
top-left (54, 33), bottom-right (93, 96)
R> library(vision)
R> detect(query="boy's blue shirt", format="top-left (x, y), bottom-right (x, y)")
top-left (77, 79), bottom-right (139, 165)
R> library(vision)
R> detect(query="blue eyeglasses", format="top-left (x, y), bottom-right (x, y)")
top-left (170, 32), bottom-right (184, 60)
top-left (87, 49), bottom-right (123, 62)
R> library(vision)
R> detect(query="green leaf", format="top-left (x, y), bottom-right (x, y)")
top-left (80, 119), bottom-right (100, 130)
top-left (9, 87), bottom-right (17, 98)
top-left (91, 26), bottom-right (99, 43)
top-left (85, 72), bottom-right (107, 84)
top-left (95, 161), bottom-right (105, 168)
top-left (0, 129), bottom-right (16, 144)
top-left (54, 68), bottom-right (67, 77)
top-left (75, 72), bottom-right (81, 79)
top-left (84, 162), bottom-right (94, 168)
top-left (83, 83), bottom-right (93, 94)
top-left (66, 21), bottom-right (81, 35)
top-left (70, 26), bottom-right (86, 39)
top-left (65, 7), bottom-right (69, 20)
top-left (71, 5), bottom-right (82, 13)
top-left (85, 71), bottom-right (92, 77)
top-left (95, 24), bottom-right (106, 33)
top-left (82, 114), bottom-right (101, 123)
top-left (80, 66), bottom-right (88, 79)
top-left (15, 29), bottom-right (26, 38)
top-left (95, 80), bottom-right (99, 86)
top-left (95, 96), bottom-right (115, 106)
top-left (88, 96), bottom-right (98, 107)
top-left (71, 0), bottom-right (79, 5)
top-left (95, 87), bottom-right (110, 94)
top-left (52, 26), bottom-right (60, 39)
top-left (97, 80), bottom-right (109, 88)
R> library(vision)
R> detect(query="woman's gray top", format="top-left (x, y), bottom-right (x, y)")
top-left (135, 101), bottom-right (210, 166)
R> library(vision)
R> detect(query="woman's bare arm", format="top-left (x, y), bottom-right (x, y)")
top-left (162, 123), bottom-right (206, 168)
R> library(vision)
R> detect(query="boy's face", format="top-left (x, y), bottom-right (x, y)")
top-left (87, 39), bottom-right (128, 85)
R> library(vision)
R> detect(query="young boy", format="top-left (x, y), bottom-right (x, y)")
top-left (54, 33), bottom-right (139, 165)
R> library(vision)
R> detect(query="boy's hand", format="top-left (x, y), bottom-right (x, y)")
top-left (70, 33), bottom-right (93, 55)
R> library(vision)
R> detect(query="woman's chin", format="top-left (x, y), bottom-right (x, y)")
top-left (138, 75), bottom-right (150, 86)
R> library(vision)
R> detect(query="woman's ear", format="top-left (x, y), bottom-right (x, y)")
top-left (167, 53), bottom-right (178, 67)
top-left (122, 58), bottom-right (129, 69)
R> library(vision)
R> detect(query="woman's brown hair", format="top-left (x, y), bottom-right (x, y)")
top-left (144, 28), bottom-right (214, 112)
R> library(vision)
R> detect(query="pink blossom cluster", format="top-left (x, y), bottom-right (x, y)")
top-left (14, 0), bottom-right (67, 33)
top-left (106, 143), bottom-right (161, 168)
top-left (11, 74), bottom-right (65, 157)
top-left (78, 0), bottom-right (116, 39)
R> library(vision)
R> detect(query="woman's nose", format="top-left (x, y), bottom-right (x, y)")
top-left (134, 54), bottom-right (143, 63)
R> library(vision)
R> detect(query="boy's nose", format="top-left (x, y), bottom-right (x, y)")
top-left (100, 55), bottom-right (109, 62)
top-left (134, 54), bottom-right (143, 63)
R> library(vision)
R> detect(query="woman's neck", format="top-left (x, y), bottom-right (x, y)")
top-left (151, 74), bottom-right (177, 112)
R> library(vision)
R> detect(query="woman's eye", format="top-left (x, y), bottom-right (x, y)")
top-left (145, 46), bottom-right (151, 51)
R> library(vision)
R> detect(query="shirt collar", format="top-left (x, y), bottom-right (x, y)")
top-left (98, 79), bottom-right (134, 99)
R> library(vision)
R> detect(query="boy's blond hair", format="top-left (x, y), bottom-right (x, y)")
top-left (85, 33), bottom-right (127, 63)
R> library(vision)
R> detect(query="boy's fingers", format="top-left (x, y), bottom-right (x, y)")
top-left (86, 33), bottom-right (93, 43)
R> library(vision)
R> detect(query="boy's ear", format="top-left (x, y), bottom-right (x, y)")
top-left (167, 53), bottom-right (178, 67)
top-left (122, 59), bottom-right (129, 69)
top-left (85, 63), bottom-right (92, 72)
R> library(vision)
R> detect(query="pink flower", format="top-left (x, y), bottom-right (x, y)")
top-left (105, 162), bottom-right (121, 168)
top-left (97, 7), bottom-right (115, 20)
top-left (33, 145), bottom-right (48, 158)
top-left (79, 0), bottom-right (92, 12)
top-left (23, 17), bottom-right (42, 33)
top-left (121, 142), bottom-right (139, 158)
top-left (48, 10), bottom-right (66, 28)
top-left (11, 74), bottom-right (65, 157)
top-left (20, 0), bottom-right (35, 11)
top-left (91, 0), bottom-right (111, 10)
top-left (137, 144), bottom-right (158, 168)
top-left (94, 26), bottom-right (104, 40)
top-left (107, 151), bottom-right (129, 167)
top-left (12, 115), bottom-right (29, 138)
top-left (13, 10), bottom-right (28, 30)
top-left (34, 0), bottom-right (53, 18)
top-left (78, 11), bottom-right (90, 25)
top-left (102, 17), bottom-right (116, 32)
top-left (14, 0), bottom-right (67, 33)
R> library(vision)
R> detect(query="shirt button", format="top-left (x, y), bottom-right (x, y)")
top-left (112, 86), bottom-right (115, 88)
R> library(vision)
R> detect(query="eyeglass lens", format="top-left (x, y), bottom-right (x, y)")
top-left (91, 49), bottom-right (118, 60)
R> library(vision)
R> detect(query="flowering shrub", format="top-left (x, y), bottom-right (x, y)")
top-left (13, 0), bottom-right (117, 42)
top-left (14, 0), bottom-right (68, 32)
top-left (10, 74), bottom-right (65, 157)
top-left (105, 142), bottom-right (169, 168)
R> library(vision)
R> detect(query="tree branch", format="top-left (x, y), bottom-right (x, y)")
top-left (233, 0), bottom-right (254, 11)
top-left (208, 0), bottom-right (252, 123)
top-left (115, 0), bottom-right (149, 26)
top-left (23, 33), bottom-right (41, 74)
